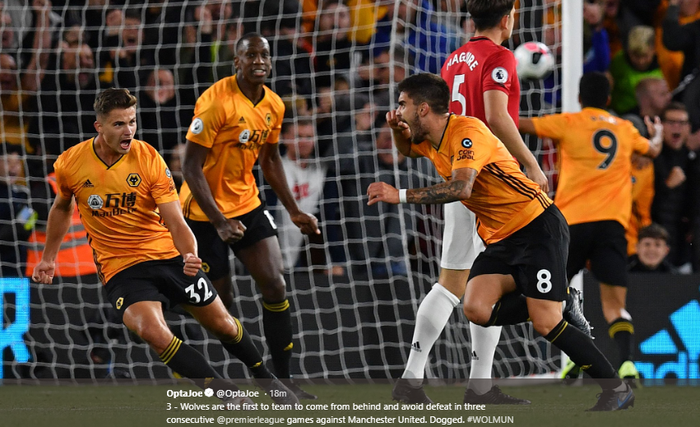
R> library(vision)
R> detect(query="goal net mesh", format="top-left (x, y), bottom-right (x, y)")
top-left (1, 0), bottom-right (563, 381)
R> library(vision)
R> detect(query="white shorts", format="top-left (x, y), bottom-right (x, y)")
top-left (440, 201), bottom-right (485, 270)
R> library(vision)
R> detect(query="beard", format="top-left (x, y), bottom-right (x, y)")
top-left (409, 112), bottom-right (426, 144)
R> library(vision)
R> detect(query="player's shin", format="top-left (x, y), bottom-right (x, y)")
top-left (545, 320), bottom-right (623, 390)
top-left (159, 336), bottom-right (254, 403)
top-left (609, 317), bottom-right (635, 365)
top-left (160, 336), bottom-right (221, 379)
top-left (403, 283), bottom-right (460, 381)
top-left (262, 299), bottom-right (293, 378)
top-left (467, 324), bottom-right (502, 394)
top-left (220, 317), bottom-right (273, 379)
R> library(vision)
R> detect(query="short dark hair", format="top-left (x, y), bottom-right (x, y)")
top-left (397, 73), bottom-right (450, 115)
top-left (1, 143), bottom-right (23, 156)
top-left (235, 32), bottom-right (266, 55)
top-left (467, 0), bottom-right (515, 31)
top-left (662, 101), bottom-right (688, 119)
top-left (123, 9), bottom-right (142, 22)
top-left (318, 0), bottom-right (342, 10)
top-left (93, 88), bottom-right (137, 117)
top-left (282, 117), bottom-right (314, 136)
top-left (638, 223), bottom-right (669, 244)
top-left (579, 72), bottom-right (610, 109)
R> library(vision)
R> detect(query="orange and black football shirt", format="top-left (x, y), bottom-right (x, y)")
top-left (411, 115), bottom-right (552, 245)
top-left (531, 107), bottom-right (650, 228)
top-left (180, 75), bottom-right (285, 221)
top-left (54, 138), bottom-right (180, 284)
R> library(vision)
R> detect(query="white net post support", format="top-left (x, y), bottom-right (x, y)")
top-left (559, 0), bottom-right (584, 376)
top-left (562, 0), bottom-right (583, 114)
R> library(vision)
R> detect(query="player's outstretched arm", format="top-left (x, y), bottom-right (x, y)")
top-left (157, 200), bottom-right (202, 276)
top-left (386, 111), bottom-right (420, 158)
top-left (485, 91), bottom-right (549, 193)
top-left (181, 140), bottom-right (245, 243)
top-left (368, 168), bottom-right (477, 205)
top-left (22, 0), bottom-right (52, 93)
top-left (259, 142), bottom-right (320, 235)
top-left (32, 193), bottom-right (74, 284)
top-left (518, 117), bottom-right (537, 136)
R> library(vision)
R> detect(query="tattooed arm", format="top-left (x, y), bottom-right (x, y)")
top-left (367, 168), bottom-right (477, 205)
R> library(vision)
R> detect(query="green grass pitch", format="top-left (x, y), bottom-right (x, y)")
top-left (1, 382), bottom-right (698, 427)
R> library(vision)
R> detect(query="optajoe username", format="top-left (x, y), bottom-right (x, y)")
top-left (167, 390), bottom-right (260, 399)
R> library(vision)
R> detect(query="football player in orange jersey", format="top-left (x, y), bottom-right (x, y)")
top-left (181, 33), bottom-right (318, 399)
top-left (32, 88), bottom-right (298, 405)
top-left (393, 0), bottom-right (547, 406)
top-left (368, 73), bottom-right (633, 411)
top-left (519, 72), bottom-right (662, 385)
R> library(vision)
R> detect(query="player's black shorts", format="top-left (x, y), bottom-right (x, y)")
top-left (186, 202), bottom-right (278, 281)
top-left (567, 220), bottom-right (628, 287)
top-left (469, 205), bottom-right (569, 302)
top-left (105, 257), bottom-right (218, 322)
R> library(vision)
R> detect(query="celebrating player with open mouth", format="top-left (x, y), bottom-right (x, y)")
top-left (369, 73), bottom-right (634, 412)
top-left (32, 87), bottom-right (297, 405)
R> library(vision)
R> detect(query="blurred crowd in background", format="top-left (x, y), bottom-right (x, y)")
top-left (2, 0), bottom-right (700, 280)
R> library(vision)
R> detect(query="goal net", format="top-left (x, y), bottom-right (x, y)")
top-left (1, 0), bottom-right (564, 381)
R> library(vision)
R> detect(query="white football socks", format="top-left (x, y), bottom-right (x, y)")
top-left (467, 323), bottom-right (502, 394)
top-left (402, 283), bottom-right (460, 382)
top-left (401, 282), bottom-right (504, 395)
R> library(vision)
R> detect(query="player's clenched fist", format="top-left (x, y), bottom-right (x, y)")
top-left (291, 211), bottom-right (320, 235)
top-left (182, 253), bottom-right (202, 276)
top-left (32, 260), bottom-right (56, 284)
top-left (367, 182), bottom-right (400, 205)
top-left (214, 218), bottom-right (246, 244)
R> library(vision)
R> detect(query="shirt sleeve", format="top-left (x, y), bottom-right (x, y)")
top-left (482, 49), bottom-right (517, 95)
top-left (266, 97), bottom-right (285, 144)
top-left (53, 154), bottom-right (73, 200)
top-left (185, 94), bottom-right (227, 148)
top-left (450, 124), bottom-right (494, 175)
top-left (531, 114), bottom-right (568, 140)
top-left (149, 150), bottom-right (180, 205)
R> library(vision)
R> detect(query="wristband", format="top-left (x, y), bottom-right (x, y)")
top-left (399, 189), bottom-right (408, 203)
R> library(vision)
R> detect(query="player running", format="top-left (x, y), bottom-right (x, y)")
top-left (519, 72), bottom-right (662, 385)
top-left (180, 33), bottom-right (318, 399)
top-left (393, 0), bottom-right (586, 405)
top-left (370, 73), bottom-right (635, 411)
top-left (32, 88), bottom-right (298, 405)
